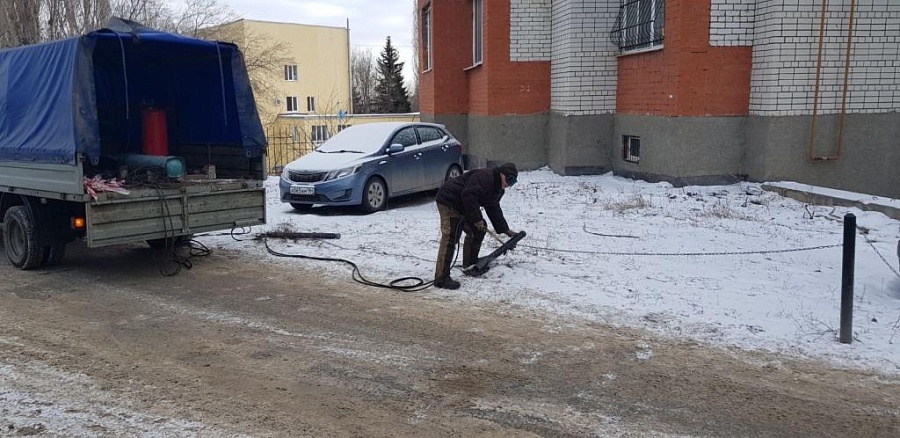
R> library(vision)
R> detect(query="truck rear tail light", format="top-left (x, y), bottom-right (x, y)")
top-left (71, 217), bottom-right (86, 230)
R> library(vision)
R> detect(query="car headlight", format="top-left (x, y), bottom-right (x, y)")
top-left (323, 166), bottom-right (359, 181)
top-left (281, 168), bottom-right (292, 180)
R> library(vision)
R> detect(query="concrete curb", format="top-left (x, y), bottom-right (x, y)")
top-left (762, 182), bottom-right (900, 221)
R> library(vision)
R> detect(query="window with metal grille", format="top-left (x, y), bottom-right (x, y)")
top-left (610, 0), bottom-right (665, 53)
top-left (623, 135), bottom-right (640, 163)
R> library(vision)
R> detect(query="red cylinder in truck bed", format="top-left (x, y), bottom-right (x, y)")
top-left (142, 107), bottom-right (168, 156)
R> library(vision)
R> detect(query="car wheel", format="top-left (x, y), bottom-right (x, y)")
top-left (361, 177), bottom-right (387, 213)
top-left (147, 234), bottom-right (194, 250)
top-left (290, 203), bottom-right (313, 212)
top-left (445, 165), bottom-right (463, 183)
top-left (3, 206), bottom-right (43, 270)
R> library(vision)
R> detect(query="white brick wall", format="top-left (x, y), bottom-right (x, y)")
top-left (710, 0), bottom-right (756, 46)
top-left (550, 0), bottom-right (619, 115)
top-left (749, 0), bottom-right (900, 116)
top-left (510, 0), bottom-right (552, 61)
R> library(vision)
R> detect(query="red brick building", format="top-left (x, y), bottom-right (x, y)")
top-left (417, 0), bottom-right (899, 198)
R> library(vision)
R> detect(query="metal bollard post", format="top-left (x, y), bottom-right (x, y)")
top-left (839, 213), bottom-right (856, 344)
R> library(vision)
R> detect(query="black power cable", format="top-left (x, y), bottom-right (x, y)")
top-left (263, 220), bottom-right (466, 292)
top-left (264, 238), bottom-right (437, 292)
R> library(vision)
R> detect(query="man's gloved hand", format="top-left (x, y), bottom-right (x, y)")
top-left (504, 230), bottom-right (520, 238)
top-left (474, 221), bottom-right (487, 231)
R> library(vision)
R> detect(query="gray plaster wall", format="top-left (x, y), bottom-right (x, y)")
top-left (427, 111), bottom-right (898, 199)
top-left (464, 114), bottom-right (549, 170)
top-left (548, 112), bottom-right (613, 175)
top-left (423, 114), bottom-right (470, 167)
top-left (746, 113), bottom-right (900, 199)
top-left (612, 116), bottom-right (747, 186)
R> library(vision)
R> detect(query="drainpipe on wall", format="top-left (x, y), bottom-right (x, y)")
top-left (347, 18), bottom-right (353, 115)
top-left (809, 0), bottom-right (857, 161)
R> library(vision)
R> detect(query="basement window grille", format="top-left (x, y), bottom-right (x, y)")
top-left (623, 135), bottom-right (640, 163)
top-left (610, 0), bottom-right (665, 53)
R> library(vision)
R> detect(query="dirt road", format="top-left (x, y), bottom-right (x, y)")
top-left (1, 242), bottom-right (898, 437)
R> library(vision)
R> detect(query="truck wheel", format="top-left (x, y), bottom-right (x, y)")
top-left (147, 234), bottom-right (193, 250)
top-left (360, 177), bottom-right (387, 213)
top-left (42, 243), bottom-right (67, 267)
top-left (3, 206), bottom-right (43, 270)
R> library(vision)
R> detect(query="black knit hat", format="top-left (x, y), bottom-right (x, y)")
top-left (497, 162), bottom-right (518, 178)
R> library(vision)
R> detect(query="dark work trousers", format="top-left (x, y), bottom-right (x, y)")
top-left (434, 203), bottom-right (486, 280)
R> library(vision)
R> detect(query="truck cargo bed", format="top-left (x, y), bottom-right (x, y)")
top-left (86, 179), bottom-right (265, 247)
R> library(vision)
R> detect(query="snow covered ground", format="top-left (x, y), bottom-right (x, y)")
top-left (204, 169), bottom-right (900, 375)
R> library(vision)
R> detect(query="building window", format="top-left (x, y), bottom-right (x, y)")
top-left (307, 96), bottom-right (316, 112)
top-left (422, 5), bottom-right (433, 71)
top-left (610, 0), bottom-right (665, 53)
top-left (286, 96), bottom-right (299, 112)
top-left (623, 135), bottom-right (640, 163)
top-left (311, 125), bottom-right (329, 144)
top-left (284, 64), bottom-right (298, 81)
top-left (337, 124), bottom-right (351, 132)
top-left (472, 0), bottom-right (483, 65)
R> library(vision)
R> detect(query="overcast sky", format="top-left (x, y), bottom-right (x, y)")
top-left (216, 0), bottom-right (417, 80)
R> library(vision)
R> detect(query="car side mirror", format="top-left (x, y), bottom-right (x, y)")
top-left (387, 143), bottom-right (404, 154)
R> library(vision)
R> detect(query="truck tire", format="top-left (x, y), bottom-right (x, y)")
top-left (3, 206), bottom-right (43, 270)
top-left (147, 234), bottom-right (193, 250)
top-left (42, 243), bottom-right (67, 267)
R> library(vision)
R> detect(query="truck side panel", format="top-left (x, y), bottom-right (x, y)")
top-left (85, 180), bottom-right (265, 247)
top-left (0, 162), bottom-right (86, 198)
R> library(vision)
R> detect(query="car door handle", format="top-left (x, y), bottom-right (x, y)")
top-left (379, 160), bottom-right (387, 165)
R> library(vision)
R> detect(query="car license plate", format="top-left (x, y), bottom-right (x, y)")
top-left (290, 185), bottom-right (314, 195)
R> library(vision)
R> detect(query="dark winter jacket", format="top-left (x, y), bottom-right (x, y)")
top-left (435, 167), bottom-right (510, 234)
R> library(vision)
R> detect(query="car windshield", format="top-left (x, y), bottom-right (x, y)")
top-left (316, 123), bottom-right (405, 154)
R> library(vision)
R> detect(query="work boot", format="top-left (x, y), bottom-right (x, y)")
top-left (463, 265), bottom-right (489, 277)
top-left (434, 276), bottom-right (460, 290)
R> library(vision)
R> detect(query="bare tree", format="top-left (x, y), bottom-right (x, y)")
top-left (201, 22), bottom-right (293, 125)
top-left (351, 47), bottom-right (377, 114)
top-left (43, 0), bottom-right (111, 40)
top-left (109, 0), bottom-right (172, 30)
top-left (409, 0), bottom-right (419, 112)
top-left (0, 0), bottom-right (41, 48)
top-left (167, 0), bottom-right (236, 36)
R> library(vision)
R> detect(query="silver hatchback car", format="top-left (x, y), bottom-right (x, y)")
top-left (279, 122), bottom-right (464, 213)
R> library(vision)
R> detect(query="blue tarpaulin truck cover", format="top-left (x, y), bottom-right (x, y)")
top-left (0, 19), bottom-right (266, 165)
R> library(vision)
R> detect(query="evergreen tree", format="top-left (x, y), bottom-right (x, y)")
top-left (373, 36), bottom-right (411, 113)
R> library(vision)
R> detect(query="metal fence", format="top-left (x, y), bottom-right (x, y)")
top-left (266, 125), bottom-right (317, 175)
